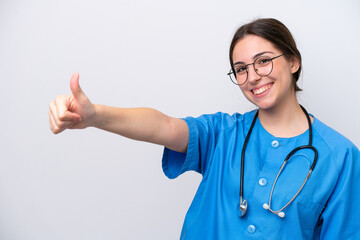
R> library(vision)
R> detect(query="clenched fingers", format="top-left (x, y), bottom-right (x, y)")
top-left (49, 96), bottom-right (80, 134)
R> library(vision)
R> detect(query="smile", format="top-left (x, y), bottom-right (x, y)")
top-left (252, 83), bottom-right (273, 95)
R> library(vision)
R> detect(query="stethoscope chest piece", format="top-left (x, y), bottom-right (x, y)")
top-left (237, 198), bottom-right (248, 217)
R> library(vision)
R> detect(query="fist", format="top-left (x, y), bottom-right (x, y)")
top-left (49, 73), bottom-right (96, 134)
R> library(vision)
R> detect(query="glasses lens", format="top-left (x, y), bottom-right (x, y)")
top-left (230, 66), bottom-right (247, 85)
top-left (254, 56), bottom-right (273, 76)
top-left (228, 72), bottom-right (238, 85)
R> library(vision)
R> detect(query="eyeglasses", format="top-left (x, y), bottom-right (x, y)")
top-left (227, 54), bottom-right (284, 85)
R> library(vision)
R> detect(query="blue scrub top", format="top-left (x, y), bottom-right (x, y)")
top-left (162, 110), bottom-right (360, 240)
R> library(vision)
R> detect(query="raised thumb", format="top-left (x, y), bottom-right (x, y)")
top-left (70, 72), bottom-right (85, 99)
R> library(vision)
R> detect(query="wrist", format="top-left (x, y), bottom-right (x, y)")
top-left (89, 104), bottom-right (103, 128)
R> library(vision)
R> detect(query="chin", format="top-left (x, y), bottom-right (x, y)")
top-left (254, 103), bottom-right (275, 111)
top-left (246, 96), bottom-right (276, 111)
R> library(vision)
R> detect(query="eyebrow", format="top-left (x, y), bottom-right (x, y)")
top-left (233, 51), bottom-right (275, 66)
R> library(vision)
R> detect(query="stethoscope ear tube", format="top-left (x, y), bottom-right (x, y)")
top-left (284, 145), bottom-right (318, 171)
top-left (265, 144), bottom-right (318, 217)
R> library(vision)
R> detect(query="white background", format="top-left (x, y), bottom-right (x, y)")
top-left (0, 0), bottom-right (359, 239)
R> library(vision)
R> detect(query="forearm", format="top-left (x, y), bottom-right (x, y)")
top-left (91, 105), bottom-right (189, 152)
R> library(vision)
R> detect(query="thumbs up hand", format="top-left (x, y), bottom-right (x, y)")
top-left (49, 73), bottom-right (96, 134)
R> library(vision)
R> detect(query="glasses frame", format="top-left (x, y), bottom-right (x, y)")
top-left (227, 54), bottom-right (285, 85)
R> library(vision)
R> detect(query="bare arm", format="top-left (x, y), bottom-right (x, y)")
top-left (48, 73), bottom-right (189, 153)
top-left (92, 105), bottom-right (189, 152)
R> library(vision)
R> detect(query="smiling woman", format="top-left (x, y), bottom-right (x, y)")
top-left (231, 34), bottom-right (300, 115)
top-left (48, 18), bottom-right (360, 239)
top-left (229, 18), bottom-right (302, 92)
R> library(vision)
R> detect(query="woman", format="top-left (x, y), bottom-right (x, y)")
top-left (49, 18), bottom-right (360, 239)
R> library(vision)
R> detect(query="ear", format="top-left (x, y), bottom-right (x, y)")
top-left (289, 56), bottom-right (300, 74)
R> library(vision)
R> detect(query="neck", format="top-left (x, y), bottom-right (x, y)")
top-left (257, 95), bottom-right (312, 138)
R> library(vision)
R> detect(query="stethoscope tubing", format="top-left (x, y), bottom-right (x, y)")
top-left (239, 105), bottom-right (318, 218)
top-left (239, 110), bottom-right (258, 200)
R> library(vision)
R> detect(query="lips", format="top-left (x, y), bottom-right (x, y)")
top-left (252, 83), bottom-right (273, 95)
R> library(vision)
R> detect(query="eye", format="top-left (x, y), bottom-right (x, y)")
top-left (256, 57), bottom-right (271, 66)
top-left (235, 66), bottom-right (247, 74)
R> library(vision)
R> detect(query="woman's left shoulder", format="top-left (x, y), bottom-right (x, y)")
top-left (312, 117), bottom-right (359, 157)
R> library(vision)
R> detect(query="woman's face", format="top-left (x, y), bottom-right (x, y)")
top-left (232, 35), bottom-right (299, 111)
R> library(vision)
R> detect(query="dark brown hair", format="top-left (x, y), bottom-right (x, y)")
top-left (229, 18), bottom-right (302, 92)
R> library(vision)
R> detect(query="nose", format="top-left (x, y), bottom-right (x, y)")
top-left (247, 64), bottom-right (261, 84)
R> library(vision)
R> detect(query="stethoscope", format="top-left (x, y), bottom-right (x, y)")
top-left (237, 105), bottom-right (318, 218)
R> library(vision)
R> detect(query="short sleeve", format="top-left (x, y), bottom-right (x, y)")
top-left (319, 144), bottom-right (360, 239)
top-left (162, 112), bottom-right (239, 179)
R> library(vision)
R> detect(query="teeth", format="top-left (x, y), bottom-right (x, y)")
top-left (253, 84), bottom-right (272, 95)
